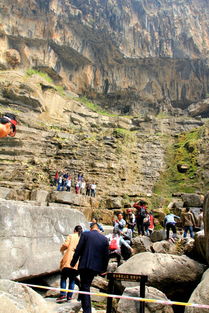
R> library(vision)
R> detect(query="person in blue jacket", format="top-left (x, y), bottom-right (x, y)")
top-left (164, 213), bottom-right (180, 240)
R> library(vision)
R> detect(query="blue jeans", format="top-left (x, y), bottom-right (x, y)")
top-left (60, 268), bottom-right (78, 299)
top-left (183, 226), bottom-right (194, 238)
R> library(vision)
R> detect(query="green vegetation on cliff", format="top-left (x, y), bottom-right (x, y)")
top-left (153, 127), bottom-right (203, 196)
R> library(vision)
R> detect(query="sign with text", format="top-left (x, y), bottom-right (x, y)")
top-left (107, 273), bottom-right (147, 282)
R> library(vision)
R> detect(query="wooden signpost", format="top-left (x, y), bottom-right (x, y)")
top-left (106, 273), bottom-right (148, 313)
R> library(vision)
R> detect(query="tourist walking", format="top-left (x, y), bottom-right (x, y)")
top-left (164, 213), bottom-right (180, 240)
top-left (56, 225), bottom-right (83, 303)
top-left (181, 206), bottom-right (196, 238)
top-left (70, 223), bottom-right (109, 313)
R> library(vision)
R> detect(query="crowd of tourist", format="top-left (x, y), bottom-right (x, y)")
top-left (55, 199), bottom-right (204, 313)
top-left (53, 171), bottom-right (97, 197)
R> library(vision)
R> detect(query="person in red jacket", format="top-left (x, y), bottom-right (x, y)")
top-left (0, 113), bottom-right (17, 138)
top-left (133, 199), bottom-right (148, 235)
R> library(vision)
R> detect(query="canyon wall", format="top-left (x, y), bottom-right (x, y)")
top-left (0, 0), bottom-right (209, 115)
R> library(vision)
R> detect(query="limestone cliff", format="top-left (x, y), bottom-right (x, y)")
top-left (0, 70), bottom-right (208, 204)
top-left (0, 0), bottom-right (209, 115)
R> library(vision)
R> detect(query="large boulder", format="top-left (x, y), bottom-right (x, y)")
top-left (116, 252), bottom-right (206, 298)
top-left (0, 199), bottom-right (88, 280)
top-left (185, 269), bottom-right (209, 313)
top-left (50, 191), bottom-right (91, 208)
top-left (194, 230), bottom-right (207, 263)
top-left (150, 230), bottom-right (166, 242)
top-left (30, 189), bottom-right (49, 203)
top-left (131, 235), bottom-right (152, 253)
top-left (204, 192), bottom-right (209, 264)
top-left (117, 286), bottom-right (174, 313)
top-left (0, 279), bottom-right (82, 313)
top-left (0, 279), bottom-right (50, 313)
top-left (181, 194), bottom-right (204, 208)
top-left (152, 238), bottom-right (195, 256)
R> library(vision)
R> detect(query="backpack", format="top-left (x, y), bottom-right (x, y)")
top-left (139, 207), bottom-right (147, 218)
top-left (109, 237), bottom-right (119, 251)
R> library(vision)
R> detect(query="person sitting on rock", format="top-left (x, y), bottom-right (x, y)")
top-left (0, 113), bottom-right (18, 138)
top-left (106, 228), bottom-right (133, 266)
top-left (181, 205), bottom-right (196, 239)
top-left (164, 213), bottom-right (180, 241)
top-left (120, 226), bottom-right (133, 260)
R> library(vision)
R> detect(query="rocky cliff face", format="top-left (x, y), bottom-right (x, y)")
top-left (0, 70), bottom-right (208, 203)
top-left (0, 0), bottom-right (209, 115)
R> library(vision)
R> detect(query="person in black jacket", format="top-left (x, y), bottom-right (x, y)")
top-left (70, 223), bottom-right (109, 313)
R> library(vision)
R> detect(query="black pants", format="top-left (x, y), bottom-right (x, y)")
top-left (79, 269), bottom-right (98, 313)
top-left (136, 217), bottom-right (144, 235)
top-left (166, 223), bottom-right (176, 239)
top-left (121, 245), bottom-right (131, 261)
top-left (108, 252), bottom-right (121, 266)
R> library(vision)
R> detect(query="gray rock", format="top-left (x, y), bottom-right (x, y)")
top-left (0, 279), bottom-right (50, 313)
top-left (152, 238), bottom-right (195, 256)
top-left (131, 235), bottom-right (152, 253)
top-left (117, 285), bottom-right (174, 313)
top-left (92, 276), bottom-right (108, 290)
top-left (0, 199), bottom-right (88, 280)
top-left (150, 230), bottom-right (166, 242)
top-left (181, 194), bottom-right (204, 208)
top-left (0, 187), bottom-right (11, 199)
top-left (116, 252), bottom-right (206, 297)
top-left (151, 240), bottom-right (172, 254)
top-left (185, 268), bottom-right (209, 313)
top-left (30, 189), bottom-right (49, 203)
top-left (50, 191), bottom-right (91, 208)
top-left (194, 230), bottom-right (207, 263)
top-left (203, 192), bottom-right (209, 264)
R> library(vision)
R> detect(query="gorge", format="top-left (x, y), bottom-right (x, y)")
top-left (0, 1), bottom-right (209, 313)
